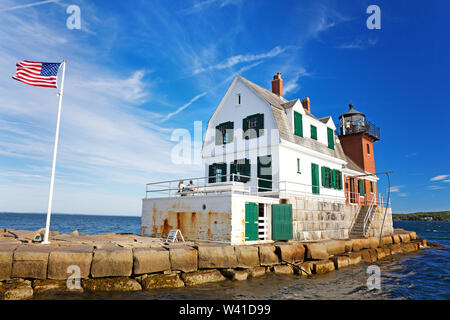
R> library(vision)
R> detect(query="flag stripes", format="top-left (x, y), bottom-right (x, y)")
top-left (12, 60), bottom-right (61, 88)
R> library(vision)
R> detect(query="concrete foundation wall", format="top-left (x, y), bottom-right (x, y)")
top-left (367, 206), bottom-right (393, 238)
top-left (288, 196), bottom-right (393, 241)
top-left (141, 195), bottom-right (233, 242)
top-left (142, 194), bottom-right (394, 244)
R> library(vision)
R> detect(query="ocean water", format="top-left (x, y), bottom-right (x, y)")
top-left (0, 212), bottom-right (448, 300)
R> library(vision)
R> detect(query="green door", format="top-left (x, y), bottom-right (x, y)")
top-left (311, 163), bottom-right (320, 194)
top-left (245, 202), bottom-right (259, 241)
top-left (272, 204), bottom-right (293, 240)
top-left (257, 155), bottom-right (272, 192)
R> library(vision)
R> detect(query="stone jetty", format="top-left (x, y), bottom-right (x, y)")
top-left (0, 228), bottom-right (426, 300)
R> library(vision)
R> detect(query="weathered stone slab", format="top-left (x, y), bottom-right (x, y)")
top-left (12, 245), bottom-right (53, 279)
top-left (295, 261), bottom-right (311, 276)
top-left (181, 269), bottom-right (226, 286)
top-left (169, 246), bottom-right (198, 273)
top-left (360, 249), bottom-right (377, 263)
top-left (247, 267), bottom-right (266, 278)
top-left (381, 236), bottom-right (393, 246)
top-left (221, 269), bottom-right (249, 281)
top-left (198, 246), bottom-right (237, 269)
top-left (401, 243), bottom-right (418, 253)
top-left (304, 243), bottom-right (329, 260)
top-left (0, 247), bottom-right (15, 281)
top-left (344, 240), bottom-right (353, 252)
top-left (234, 246), bottom-right (259, 268)
top-left (368, 237), bottom-right (380, 249)
top-left (346, 252), bottom-right (362, 265)
top-left (33, 279), bottom-right (83, 294)
top-left (312, 260), bottom-right (335, 274)
top-left (420, 239), bottom-right (427, 247)
top-left (375, 248), bottom-right (387, 260)
top-left (390, 243), bottom-right (402, 254)
top-left (140, 273), bottom-right (184, 290)
top-left (48, 245), bottom-right (93, 280)
top-left (82, 277), bottom-right (142, 292)
top-left (392, 235), bottom-right (401, 244)
top-left (258, 245), bottom-right (280, 266)
top-left (0, 279), bottom-right (33, 300)
top-left (324, 240), bottom-right (346, 255)
top-left (91, 247), bottom-right (133, 278)
top-left (272, 265), bottom-right (294, 275)
top-left (133, 247), bottom-right (170, 275)
top-left (275, 243), bottom-right (305, 263)
top-left (399, 234), bottom-right (411, 243)
top-left (330, 256), bottom-right (349, 269)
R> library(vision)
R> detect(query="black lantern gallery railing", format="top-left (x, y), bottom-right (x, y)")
top-left (340, 120), bottom-right (380, 140)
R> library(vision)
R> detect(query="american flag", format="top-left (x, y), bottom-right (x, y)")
top-left (12, 60), bottom-right (61, 88)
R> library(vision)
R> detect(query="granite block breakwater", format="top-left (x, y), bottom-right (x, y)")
top-left (0, 228), bottom-right (427, 300)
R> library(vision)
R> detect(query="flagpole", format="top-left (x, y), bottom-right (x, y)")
top-left (42, 60), bottom-right (66, 245)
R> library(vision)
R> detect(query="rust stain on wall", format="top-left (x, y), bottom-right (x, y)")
top-left (147, 202), bottom-right (231, 241)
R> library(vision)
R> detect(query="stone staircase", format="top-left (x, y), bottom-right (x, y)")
top-left (349, 206), bottom-right (373, 238)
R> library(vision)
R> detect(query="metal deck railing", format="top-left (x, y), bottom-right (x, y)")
top-left (144, 174), bottom-right (391, 208)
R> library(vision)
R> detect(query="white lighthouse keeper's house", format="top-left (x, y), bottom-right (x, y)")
top-left (141, 73), bottom-right (392, 245)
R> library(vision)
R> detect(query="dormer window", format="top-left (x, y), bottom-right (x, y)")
top-left (215, 121), bottom-right (234, 145)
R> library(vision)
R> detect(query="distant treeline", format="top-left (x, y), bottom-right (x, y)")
top-left (392, 211), bottom-right (450, 221)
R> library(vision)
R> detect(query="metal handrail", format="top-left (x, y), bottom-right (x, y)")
top-left (363, 195), bottom-right (377, 235)
top-left (145, 175), bottom-right (391, 209)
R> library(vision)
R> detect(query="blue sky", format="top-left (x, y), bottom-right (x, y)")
top-left (0, 0), bottom-right (448, 215)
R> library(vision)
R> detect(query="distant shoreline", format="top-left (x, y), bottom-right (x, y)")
top-left (393, 211), bottom-right (450, 221)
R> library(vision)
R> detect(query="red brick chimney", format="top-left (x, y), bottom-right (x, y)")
top-left (302, 97), bottom-right (310, 113)
top-left (271, 72), bottom-right (283, 97)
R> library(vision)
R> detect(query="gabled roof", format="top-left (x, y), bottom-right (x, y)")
top-left (238, 76), bottom-right (352, 164)
top-left (319, 116), bottom-right (332, 124)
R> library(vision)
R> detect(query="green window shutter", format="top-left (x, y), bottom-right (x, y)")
top-left (327, 128), bottom-right (335, 150)
top-left (242, 117), bottom-right (249, 140)
top-left (321, 167), bottom-right (326, 187)
top-left (311, 125), bottom-right (317, 140)
top-left (221, 163), bottom-right (227, 182)
top-left (244, 158), bottom-right (251, 183)
top-left (226, 121), bottom-right (234, 143)
top-left (311, 163), bottom-right (320, 194)
top-left (257, 113), bottom-right (264, 137)
top-left (331, 169), bottom-right (336, 189)
top-left (297, 158), bottom-right (301, 174)
top-left (230, 161), bottom-right (236, 181)
top-left (215, 125), bottom-right (222, 145)
top-left (294, 111), bottom-right (303, 137)
top-left (359, 180), bottom-right (364, 196)
top-left (208, 164), bottom-right (216, 183)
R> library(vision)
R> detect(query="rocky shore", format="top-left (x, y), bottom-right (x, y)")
top-left (0, 228), bottom-right (426, 300)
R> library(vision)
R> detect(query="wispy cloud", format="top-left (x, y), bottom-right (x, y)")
top-left (337, 38), bottom-right (379, 50)
top-left (308, 5), bottom-right (352, 39)
top-left (399, 193), bottom-right (408, 197)
top-left (160, 92), bottom-right (207, 122)
top-left (179, 0), bottom-right (242, 15)
top-left (389, 185), bottom-right (404, 192)
top-left (428, 185), bottom-right (446, 190)
top-left (193, 46), bottom-right (286, 75)
top-left (283, 68), bottom-right (310, 95)
top-left (430, 175), bottom-right (449, 182)
top-left (0, 0), bottom-right (58, 12)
